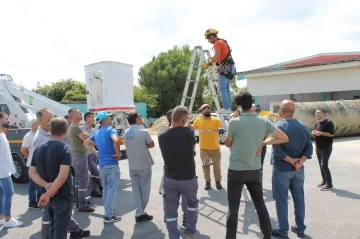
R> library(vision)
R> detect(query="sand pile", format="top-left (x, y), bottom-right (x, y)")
top-left (149, 114), bottom-right (201, 134)
top-left (267, 113), bottom-right (281, 124)
top-left (148, 116), bottom-right (169, 134)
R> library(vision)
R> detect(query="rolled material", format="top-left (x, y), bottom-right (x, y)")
top-left (267, 100), bottom-right (360, 137)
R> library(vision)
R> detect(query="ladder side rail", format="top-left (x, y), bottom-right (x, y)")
top-left (204, 50), bottom-right (219, 88)
top-left (202, 51), bottom-right (227, 130)
top-left (188, 54), bottom-right (204, 113)
top-left (180, 48), bottom-right (200, 107)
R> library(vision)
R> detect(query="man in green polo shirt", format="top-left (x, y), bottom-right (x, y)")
top-left (224, 91), bottom-right (289, 239)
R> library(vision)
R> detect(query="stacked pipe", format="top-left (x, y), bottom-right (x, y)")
top-left (267, 100), bottom-right (360, 137)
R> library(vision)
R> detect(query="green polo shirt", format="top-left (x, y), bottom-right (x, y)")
top-left (227, 112), bottom-right (277, 171)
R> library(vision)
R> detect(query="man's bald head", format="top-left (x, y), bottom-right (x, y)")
top-left (36, 108), bottom-right (54, 130)
top-left (279, 100), bottom-right (296, 118)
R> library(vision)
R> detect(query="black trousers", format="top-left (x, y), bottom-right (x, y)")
top-left (226, 169), bottom-right (272, 239)
top-left (316, 147), bottom-right (333, 186)
top-left (46, 196), bottom-right (73, 239)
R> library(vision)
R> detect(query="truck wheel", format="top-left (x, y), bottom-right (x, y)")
top-left (11, 154), bottom-right (29, 183)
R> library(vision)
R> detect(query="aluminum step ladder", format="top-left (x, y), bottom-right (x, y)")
top-left (180, 46), bottom-right (229, 129)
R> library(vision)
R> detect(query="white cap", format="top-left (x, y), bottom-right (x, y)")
top-left (29, 118), bottom-right (38, 126)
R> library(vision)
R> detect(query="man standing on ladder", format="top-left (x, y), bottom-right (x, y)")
top-left (202, 28), bottom-right (236, 113)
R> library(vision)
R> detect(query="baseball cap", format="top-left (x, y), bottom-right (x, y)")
top-left (95, 111), bottom-right (112, 122)
top-left (200, 104), bottom-right (211, 111)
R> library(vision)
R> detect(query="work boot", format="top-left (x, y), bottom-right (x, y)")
top-left (317, 181), bottom-right (326, 187)
top-left (204, 181), bottom-right (211, 190)
top-left (290, 226), bottom-right (305, 237)
top-left (91, 190), bottom-right (102, 198)
top-left (69, 229), bottom-right (90, 239)
top-left (135, 213), bottom-right (153, 222)
top-left (78, 206), bottom-right (95, 213)
top-left (320, 184), bottom-right (333, 191)
top-left (75, 200), bottom-right (91, 208)
top-left (216, 181), bottom-right (223, 190)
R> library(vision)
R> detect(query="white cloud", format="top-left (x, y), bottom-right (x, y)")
top-left (1, 0), bottom-right (359, 91)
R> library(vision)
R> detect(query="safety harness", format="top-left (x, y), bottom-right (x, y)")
top-left (213, 38), bottom-right (236, 80)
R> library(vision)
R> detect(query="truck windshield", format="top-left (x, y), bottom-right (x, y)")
top-left (0, 104), bottom-right (10, 115)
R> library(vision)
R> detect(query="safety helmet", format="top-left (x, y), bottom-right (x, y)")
top-left (204, 28), bottom-right (218, 39)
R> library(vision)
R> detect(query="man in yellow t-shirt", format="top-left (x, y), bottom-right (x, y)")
top-left (191, 104), bottom-right (222, 190)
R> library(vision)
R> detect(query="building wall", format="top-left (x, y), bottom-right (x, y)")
top-left (332, 90), bottom-right (360, 100)
top-left (258, 90), bottom-right (360, 111)
top-left (247, 62), bottom-right (360, 96)
top-left (291, 93), bottom-right (323, 102)
top-left (258, 94), bottom-right (289, 111)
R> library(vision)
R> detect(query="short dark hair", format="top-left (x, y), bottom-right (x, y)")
top-left (0, 112), bottom-right (7, 119)
top-left (64, 115), bottom-right (70, 120)
top-left (166, 109), bottom-right (173, 125)
top-left (127, 111), bottom-right (140, 125)
top-left (172, 106), bottom-right (189, 123)
top-left (50, 117), bottom-right (68, 136)
top-left (36, 108), bottom-right (49, 120)
top-left (233, 92), bottom-right (253, 110)
top-left (68, 108), bottom-right (78, 116)
top-left (319, 109), bottom-right (326, 114)
top-left (84, 112), bottom-right (94, 121)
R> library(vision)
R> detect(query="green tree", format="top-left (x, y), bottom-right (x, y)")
top-left (138, 45), bottom-right (206, 117)
top-left (134, 85), bottom-right (158, 117)
top-left (62, 90), bottom-right (87, 102)
top-left (33, 79), bottom-right (86, 102)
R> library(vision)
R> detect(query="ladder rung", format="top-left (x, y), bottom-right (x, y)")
top-left (186, 79), bottom-right (199, 83)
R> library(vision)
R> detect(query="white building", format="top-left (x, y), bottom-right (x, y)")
top-left (236, 52), bottom-right (360, 112)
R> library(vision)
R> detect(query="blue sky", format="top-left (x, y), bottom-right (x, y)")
top-left (1, 0), bottom-right (359, 90)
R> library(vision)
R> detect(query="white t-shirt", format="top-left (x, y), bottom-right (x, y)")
top-left (0, 132), bottom-right (16, 178)
top-left (22, 130), bottom-right (35, 167)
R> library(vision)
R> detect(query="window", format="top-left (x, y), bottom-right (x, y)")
top-left (0, 104), bottom-right (10, 115)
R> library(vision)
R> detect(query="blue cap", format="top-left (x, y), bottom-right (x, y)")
top-left (95, 111), bottom-right (112, 122)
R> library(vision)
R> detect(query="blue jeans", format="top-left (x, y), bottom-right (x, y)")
top-left (272, 167), bottom-right (306, 236)
top-left (218, 65), bottom-right (236, 110)
top-left (0, 176), bottom-right (14, 216)
top-left (99, 164), bottom-right (120, 218)
top-left (27, 167), bottom-right (41, 205)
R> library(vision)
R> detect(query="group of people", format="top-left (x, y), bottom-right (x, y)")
top-left (0, 89), bottom-right (336, 239)
top-left (0, 28), bottom-right (336, 239)
top-left (158, 91), bottom-right (335, 239)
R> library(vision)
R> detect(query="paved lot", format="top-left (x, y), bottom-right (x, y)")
top-left (1, 136), bottom-right (360, 239)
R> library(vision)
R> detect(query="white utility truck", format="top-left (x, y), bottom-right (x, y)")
top-left (2, 60), bottom-right (135, 183)
top-left (0, 74), bottom-right (71, 183)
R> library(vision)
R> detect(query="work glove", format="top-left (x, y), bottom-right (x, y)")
top-left (202, 62), bottom-right (212, 70)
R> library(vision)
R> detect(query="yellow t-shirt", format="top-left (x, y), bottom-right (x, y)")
top-left (192, 116), bottom-right (222, 150)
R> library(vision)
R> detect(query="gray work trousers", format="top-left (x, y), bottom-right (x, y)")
top-left (129, 168), bottom-right (152, 217)
top-left (88, 153), bottom-right (102, 191)
top-left (163, 176), bottom-right (199, 239)
top-left (73, 156), bottom-right (89, 208)
top-left (41, 209), bottom-right (80, 239)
